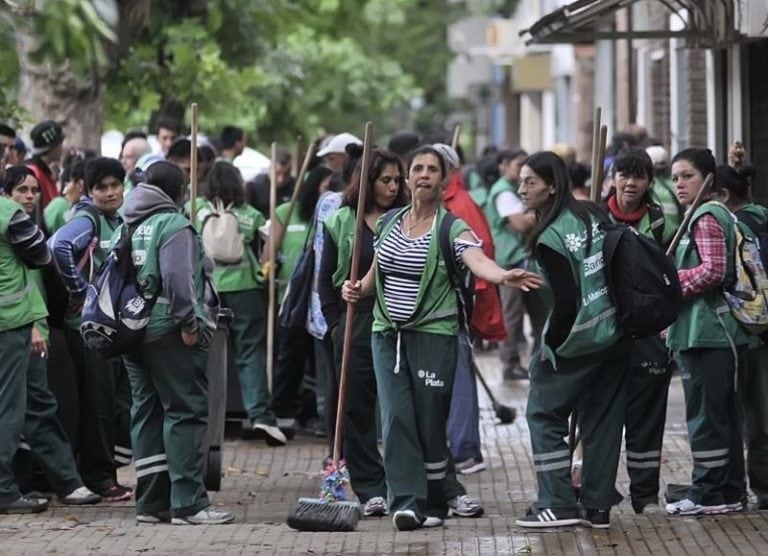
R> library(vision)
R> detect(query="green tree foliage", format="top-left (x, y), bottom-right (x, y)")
top-left (4, 0), bottom-right (468, 144)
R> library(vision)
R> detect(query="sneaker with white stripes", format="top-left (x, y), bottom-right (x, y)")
top-left (515, 508), bottom-right (581, 528)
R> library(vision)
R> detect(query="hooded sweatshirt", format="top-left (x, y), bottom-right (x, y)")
top-left (122, 183), bottom-right (218, 338)
top-left (48, 196), bottom-right (121, 297)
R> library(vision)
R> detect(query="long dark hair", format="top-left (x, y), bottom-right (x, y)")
top-left (342, 148), bottom-right (409, 214)
top-left (206, 160), bottom-right (244, 207)
top-left (297, 165), bottom-right (333, 222)
top-left (525, 151), bottom-right (605, 251)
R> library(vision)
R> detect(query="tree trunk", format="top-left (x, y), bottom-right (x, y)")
top-left (16, 32), bottom-right (104, 152)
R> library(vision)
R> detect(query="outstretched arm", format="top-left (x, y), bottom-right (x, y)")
top-left (458, 231), bottom-right (543, 291)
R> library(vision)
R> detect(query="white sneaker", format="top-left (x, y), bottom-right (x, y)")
top-left (392, 510), bottom-right (420, 531)
top-left (363, 496), bottom-right (388, 517)
top-left (136, 511), bottom-right (170, 524)
top-left (456, 457), bottom-right (487, 475)
top-left (252, 423), bottom-right (287, 446)
top-left (448, 494), bottom-right (484, 517)
top-left (171, 506), bottom-right (235, 525)
top-left (422, 515), bottom-right (444, 528)
top-left (60, 486), bottom-right (101, 505)
top-left (665, 498), bottom-right (726, 515)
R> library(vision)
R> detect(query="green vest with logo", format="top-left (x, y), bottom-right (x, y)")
top-left (537, 208), bottom-right (621, 361)
top-left (0, 198), bottom-right (48, 332)
top-left (372, 206), bottom-right (469, 336)
top-left (129, 212), bottom-right (209, 341)
top-left (484, 177), bottom-right (527, 267)
top-left (324, 206), bottom-right (356, 288)
top-left (193, 199), bottom-right (265, 293)
top-left (666, 201), bottom-right (751, 351)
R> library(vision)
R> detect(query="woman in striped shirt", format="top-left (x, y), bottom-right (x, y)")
top-left (342, 145), bottom-right (541, 531)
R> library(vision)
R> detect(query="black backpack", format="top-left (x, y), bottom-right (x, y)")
top-left (600, 221), bottom-right (683, 337)
top-left (79, 213), bottom-right (168, 358)
top-left (380, 209), bottom-right (474, 327)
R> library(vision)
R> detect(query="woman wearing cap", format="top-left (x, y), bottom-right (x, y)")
top-left (513, 151), bottom-right (628, 530)
top-left (664, 148), bottom-right (749, 516)
top-left (48, 157), bottom-right (134, 502)
top-left (2, 166), bottom-right (102, 508)
top-left (605, 148), bottom-right (673, 513)
top-left (715, 163), bottom-right (767, 510)
top-left (319, 147), bottom-right (408, 517)
top-left (342, 145), bottom-right (542, 531)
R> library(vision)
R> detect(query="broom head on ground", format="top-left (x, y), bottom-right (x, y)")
top-left (286, 459), bottom-right (362, 531)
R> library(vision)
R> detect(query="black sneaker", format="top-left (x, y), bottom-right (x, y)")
top-left (97, 483), bottom-right (134, 502)
top-left (515, 508), bottom-right (581, 528)
top-left (0, 496), bottom-right (49, 514)
top-left (582, 508), bottom-right (610, 529)
top-left (757, 498), bottom-right (768, 511)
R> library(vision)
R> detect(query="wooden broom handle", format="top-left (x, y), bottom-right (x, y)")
top-left (332, 121), bottom-right (374, 467)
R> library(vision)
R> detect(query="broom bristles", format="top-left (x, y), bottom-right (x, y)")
top-left (286, 497), bottom-right (362, 532)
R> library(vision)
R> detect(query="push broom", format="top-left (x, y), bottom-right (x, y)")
top-left (286, 122), bottom-right (374, 532)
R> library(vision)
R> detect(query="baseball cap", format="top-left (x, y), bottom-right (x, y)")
top-left (316, 132), bottom-right (362, 158)
top-left (30, 120), bottom-right (65, 155)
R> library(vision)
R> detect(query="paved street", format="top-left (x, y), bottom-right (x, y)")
top-left (1, 353), bottom-right (767, 555)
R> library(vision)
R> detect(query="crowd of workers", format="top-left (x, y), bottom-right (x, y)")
top-left (0, 116), bottom-right (765, 532)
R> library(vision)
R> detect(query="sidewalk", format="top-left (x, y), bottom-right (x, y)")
top-left (1, 353), bottom-right (767, 555)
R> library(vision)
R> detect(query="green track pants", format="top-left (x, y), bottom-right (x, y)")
top-left (123, 332), bottom-right (211, 518)
top-left (676, 347), bottom-right (746, 506)
top-left (742, 344), bottom-right (768, 505)
top-left (625, 335), bottom-right (672, 508)
top-left (372, 329), bottom-right (457, 520)
top-left (526, 338), bottom-right (629, 512)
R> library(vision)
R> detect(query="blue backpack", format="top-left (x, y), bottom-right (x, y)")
top-left (80, 215), bottom-right (163, 358)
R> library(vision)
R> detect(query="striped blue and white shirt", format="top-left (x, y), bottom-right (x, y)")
top-left (376, 219), bottom-right (479, 322)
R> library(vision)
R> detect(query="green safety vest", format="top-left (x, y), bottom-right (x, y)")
top-left (372, 205), bottom-right (469, 335)
top-left (536, 208), bottom-right (621, 361)
top-left (738, 202), bottom-right (768, 230)
top-left (44, 196), bottom-right (71, 234)
top-left (324, 205), bottom-right (356, 288)
top-left (129, 211), bottom-right (210, 341)
top-left (651, 177), bottom-right (681, 244)
top-left (484, 177), bottom-right (527, 267)
top-left (0, 198), bottom-right (48, 332)
top-left (666, 201), bottom-right (750, 351)
top-left (193, 199), bottom-right (265, 293)
top-left (275, 202), bottom-right (310, 302)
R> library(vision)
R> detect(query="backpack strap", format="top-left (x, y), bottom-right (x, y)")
top-left (648, 202), bottom-right (665, 246)
top-left (438, 211), bottom-right (474, 332)
top-left (735, 210), bottom-right (764, 238)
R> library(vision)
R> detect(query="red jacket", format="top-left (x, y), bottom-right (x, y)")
top-left (26, 158), bottom-right (59, 209)
top-left (444, 171), bottom-right (507, 341)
